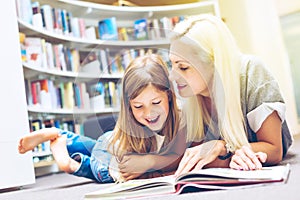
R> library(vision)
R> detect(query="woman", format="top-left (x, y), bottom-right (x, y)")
top-left (168, 14), bottom-right (293, 175)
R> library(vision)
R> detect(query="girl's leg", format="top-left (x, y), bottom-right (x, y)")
top-left (18, 127), bottom-right (60, 154)
top-left (50, 134), bottom-right (81, 174)
top-left (61, 130), bottom-right (96, 156)
top-left (51, 134), bottom-right (99, 181)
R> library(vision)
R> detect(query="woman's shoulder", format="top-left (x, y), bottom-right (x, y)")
top-left (240, 55), bottom-right (272, 76)
top-left (240, 54), bottom-right (278, 87)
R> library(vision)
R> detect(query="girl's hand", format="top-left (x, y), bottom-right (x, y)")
top-left (175, 140), bottom-right (223, 176)
top-left (118, 154), bottom-right (151, 181)
top-left (229, 146), bottom-right (267, 170)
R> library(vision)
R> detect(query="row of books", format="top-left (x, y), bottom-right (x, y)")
top-left (29, 117), bottom-right (83, 155)
top-left (16, 0), bottom-right (186, 41)
top-left (20, 32), bottom-right (166, 74)
top-left (26, 79), bottom-right (90, 110)
top-left (20, 33), bottom-right (80, 72)
top-left (25, 78), bottom-right (121, 111)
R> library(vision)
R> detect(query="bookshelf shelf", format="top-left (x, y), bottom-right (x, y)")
top-left (34, 159), bottom-right (56, 168)
top-left (23, 62), bottom-right (123, 80)
top-left (18, 19), bottom-right (170, 50)
top-left (36, 0), bottom-right (220, 20)
top-left (27, 105), bottom-right (120, 115)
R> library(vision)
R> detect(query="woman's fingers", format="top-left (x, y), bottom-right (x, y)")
top-left (230, 154), bottom-right (249, 170)
top-left (230, 146), bottom-right (267, 170)
top-left (175, 151), bottom-right (197, 176)
top-left (255, 152), bottom-right (267, 164)
top-left (175, 152), bottom-right (189, 176)
top-left (229, 159), bottom-right (242, 170)
top-left (240, 146), bottom-right (261, 170)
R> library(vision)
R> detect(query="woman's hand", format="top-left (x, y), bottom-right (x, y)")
top-left (118, 154), bottom-right (151, 181)
top-left (229, 146), bottom-right (267, 170)
top-left (175, 140), bottom-right (224, 176)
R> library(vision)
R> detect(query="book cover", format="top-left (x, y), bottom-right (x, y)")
top-left (134, 18), bottom-right (148, 40)
top-left (98, 17), bottom-right (118, 40)
top-left (25, 37), bottom-right (43, 67)
top-left (85, 164), bottom-right (290, 199)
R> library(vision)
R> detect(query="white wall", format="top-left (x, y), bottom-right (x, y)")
top-left (0, 0), bottom-right (35, 189)
top-left (274, 0), bottom-right (300, 16)
top-left (219, 0), bottom-right (299, 135)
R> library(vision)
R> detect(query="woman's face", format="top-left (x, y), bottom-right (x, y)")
top-left (130, 84), bottom-right (169, 132)
top-left (169, 53), bottom-right (210, 97)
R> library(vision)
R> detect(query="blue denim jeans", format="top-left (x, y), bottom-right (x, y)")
top-left (60, 130), bottom-right (114, 183)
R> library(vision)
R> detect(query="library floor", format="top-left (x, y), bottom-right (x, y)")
top-left (1, 134), bottom-right (300, 200)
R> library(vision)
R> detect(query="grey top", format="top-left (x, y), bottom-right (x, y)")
top-left (240, 55), bottom-right (293, 157)
top-left (205, 55), bottom-right (293, 157)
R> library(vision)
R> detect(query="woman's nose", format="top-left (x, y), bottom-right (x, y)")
top-left (169, 69), bottom-right (178, 81)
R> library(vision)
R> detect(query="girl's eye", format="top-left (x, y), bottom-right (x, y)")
top-left (153, 100), bottom-right (161, 105)
top-left (133, 105), bottom-right (142, 109)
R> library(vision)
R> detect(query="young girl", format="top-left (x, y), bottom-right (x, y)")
top-left (18, 54), bottom-right (186, 183)
top-left (167, 14), bottom-right (293, 175)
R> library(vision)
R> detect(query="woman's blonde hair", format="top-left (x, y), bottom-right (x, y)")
top-left (170, 14), bottom-right (249, 150)
top-left (109, 54), bottom-right (180, 158)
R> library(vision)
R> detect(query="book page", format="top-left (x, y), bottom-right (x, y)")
top-left (85, 175), bottom-right (176, 199)
top-left (176, 164), bottom-right (290, 182)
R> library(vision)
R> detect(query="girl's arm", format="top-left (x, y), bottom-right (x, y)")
top-left (119, 133), bottom-right (186, 180)
top-left (118, 153), bottom-right (182, 181)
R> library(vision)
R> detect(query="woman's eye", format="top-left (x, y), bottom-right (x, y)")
top-left (178, 64), bottom-right (189, 71)
top-left (179, 67), bottom-right (188, 71)
top-left (133, 105), bottom-right (142, 109)
top-left (153, 100), bottom-right (161, 105)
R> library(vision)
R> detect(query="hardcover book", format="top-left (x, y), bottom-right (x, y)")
top-left (85, 164), bottom-right (290, 199)
top-left (98, 17), bottom-right (118, 40)
top-left (134, 18), bottom-right (148, 40)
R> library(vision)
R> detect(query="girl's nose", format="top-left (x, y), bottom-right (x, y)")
top-left (144, 106), bottom-right (153, 118)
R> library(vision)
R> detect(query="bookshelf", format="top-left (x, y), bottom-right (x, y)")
top-left (16, 0), bottom-right (220, 175)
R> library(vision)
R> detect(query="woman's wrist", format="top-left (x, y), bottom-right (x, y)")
top-left (218, 140), bottom-right (227, 155)
top-left (218, 140), bottom-right (233, 160)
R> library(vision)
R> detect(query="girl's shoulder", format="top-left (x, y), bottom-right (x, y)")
top-left (96, 130), bottom-right (115, 144)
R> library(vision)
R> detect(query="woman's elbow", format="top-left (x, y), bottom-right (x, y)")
top-left (267, 148), bottom-right (283, 165)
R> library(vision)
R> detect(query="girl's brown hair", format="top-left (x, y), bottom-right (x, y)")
top-left (109, 54), bottom-right (180, 158)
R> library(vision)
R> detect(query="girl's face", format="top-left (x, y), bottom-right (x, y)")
top-left (130, 84), bottom-right (169, 132)
top-left (169, 53), bottom-right (210, 97)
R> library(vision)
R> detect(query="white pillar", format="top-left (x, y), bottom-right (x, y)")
top-left (219, 0), bottom-right (299, 135)
top-left (0, 0), bottom-right (35, 189)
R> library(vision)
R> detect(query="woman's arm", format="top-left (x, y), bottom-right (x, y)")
top-left (250, 111), bottom-right (283, 163)
top-left (230, 111), bottom-right (282, 170)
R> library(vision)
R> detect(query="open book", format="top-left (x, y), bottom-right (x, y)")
top-left (85, 164), bottom-right (290, 199)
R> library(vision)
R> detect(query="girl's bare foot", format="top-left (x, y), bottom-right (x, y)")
top-left (50, 135), bottom-right (80, 174)
top-left (18, 128), bottom-right (60, 154)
